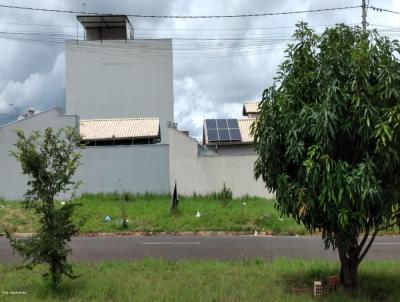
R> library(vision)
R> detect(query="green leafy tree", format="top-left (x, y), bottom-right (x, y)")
top-left (6, 127), bottom-right (83, 288)
top-left (252, 23), bottom-right (400, 288)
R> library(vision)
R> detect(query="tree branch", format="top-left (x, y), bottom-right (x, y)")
top-left (357, 229), bottom-right (370, 255)
top-left (378, 220), bottom-right (399, 232)
top-left (358, 229), bottom-right (379, 264)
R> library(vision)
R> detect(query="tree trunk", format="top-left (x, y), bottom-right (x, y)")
top-left (338, 247), bottom-right (359, 288)
top-left (340, 260), bottom-right (359, 288)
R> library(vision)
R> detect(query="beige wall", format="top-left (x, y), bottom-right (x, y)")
top-left (169, 129), bottom-right (274, 198)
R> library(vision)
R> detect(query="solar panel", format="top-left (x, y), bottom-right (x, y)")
top-left (229, 128), bottom-right (242, 141)
top-left (218, 129), bottom-right (230, 141)
top-left (205, 119), bottom-right (217, 129)
top-left (216, 119), bottom-right (228, 129)
top-left (227, 119), bottom-right (239, 128)
top-left (205, 118), bottom-right (242, 144)
top-left (207, 129), bottom-right (219, 142)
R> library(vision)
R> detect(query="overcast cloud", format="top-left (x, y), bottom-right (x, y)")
top-left (0, 0), bottom-right (399, 138)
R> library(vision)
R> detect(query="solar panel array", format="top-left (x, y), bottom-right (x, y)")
top-left (205, 118), bottom-right (242, 143)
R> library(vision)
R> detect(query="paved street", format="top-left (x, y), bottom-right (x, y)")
top-left (1, 235), bottom-right (400, 263)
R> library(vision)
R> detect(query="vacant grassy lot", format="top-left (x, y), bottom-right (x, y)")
top-left (0, 194), bottom-right (306, 235)
top-left (1, 193), bottom-right (399, 235)
top-left (1, 258), bottom-right (400, 301)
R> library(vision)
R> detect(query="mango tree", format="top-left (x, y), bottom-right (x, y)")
top-left (252, 23), bottom-right (400, 288)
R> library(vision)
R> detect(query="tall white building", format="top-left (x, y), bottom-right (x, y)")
top-left (65, 15), bottom-right (173, 143)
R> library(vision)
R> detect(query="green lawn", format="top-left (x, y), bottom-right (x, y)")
top-left (0, 194), bottom-right (306, 235)
top-left (1, 193), bottom-right (399, 235)
top-left (1, 258), bottom-right (400, 301)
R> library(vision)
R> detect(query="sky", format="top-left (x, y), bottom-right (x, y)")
top-left (0, 0), bottom-right (399, 139)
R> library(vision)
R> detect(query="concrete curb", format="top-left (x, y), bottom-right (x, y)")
top-left (1, 231), bottom-right (281, 238)
top-left (81, 231), bottom-right (276, 237)
top-left (1, 232), bottom-right (398, 238)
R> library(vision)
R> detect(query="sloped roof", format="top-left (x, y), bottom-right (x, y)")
top-left (238, 118), bottom-right (256, 143)
top-left (80, 117), bottom-right (160, 141)
top-left (242, 101), bottom-right (261, 116)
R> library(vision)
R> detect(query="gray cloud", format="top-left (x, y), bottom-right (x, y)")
top-left (0, 0), bottom-right (398, 136)
top-left (0, 52), bottom-right (64, 114)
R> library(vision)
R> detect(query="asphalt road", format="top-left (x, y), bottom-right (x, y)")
top-left (1, 235), bottom-right (400, 263)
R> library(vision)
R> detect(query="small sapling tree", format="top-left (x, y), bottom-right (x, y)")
top-left (219, 183), bottom-right (232, 207)
top-left (252, 23), bottom-right (400, 288)
top-left (6, 127), bottom-right (83, 288)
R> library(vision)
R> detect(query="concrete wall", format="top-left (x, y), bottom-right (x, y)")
top-left (65, 39), bottom-right (174, 144)
top-left (0, 111), bottom-right (266, 199)
top-left (169, 129), bottom-right (274, 198)
top-left (206, 144), bottom-right (256, 156)
top-left (0, 108), bottom-right (170, 200)
top-left (0, 108), bottom-right (79, 200)
top-left (77, 144), bottom-right (170, 195)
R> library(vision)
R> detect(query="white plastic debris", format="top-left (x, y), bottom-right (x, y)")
top-left (195, 211), bottom-right (201, 218)
top-left (242, 202), bottom-right (247, 206)
top-left (104, 216), bottom-right (112, 223)
top-left (254, 230), bottom-right (258, 236)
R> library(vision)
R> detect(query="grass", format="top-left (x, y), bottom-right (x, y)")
top-left (0, 193), bottom-right (306, 235)
top-left (1, 258), bottom-right (400, 301)
top-left (1, 193), bottom-right (399, 235)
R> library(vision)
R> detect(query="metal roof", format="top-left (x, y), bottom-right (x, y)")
top-left (80, 117), bottom-right (160, 141)
top-left (242, 102), bottom-right (261, 116)
top-left (77, 15), bottom-right (131, 29)
top-left (238, 118), bottom-right (256, 143)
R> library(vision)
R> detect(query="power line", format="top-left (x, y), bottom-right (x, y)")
top-left (370, 6), bottom-right (400, 15)
top-left (0, 4), bottom-right (94, 15)
top-left (128, 6), bottom-right (362, 19)
top-left (0, 21), bottom-right (359, 32)
top-left (0, 3), bottom-right (361, 18)
top-left (0, 24), bottom-right (398, 59)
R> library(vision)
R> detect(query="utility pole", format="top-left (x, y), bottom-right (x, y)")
top-left (361, 0), bottom-right (367, 32)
